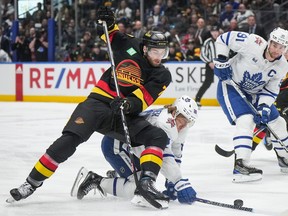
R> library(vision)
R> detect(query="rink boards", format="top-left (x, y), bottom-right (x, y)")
top-left (0, 62), bottom-right (219, 106)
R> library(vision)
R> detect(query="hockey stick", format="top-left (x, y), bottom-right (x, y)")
top-left (102, 21), bottom-right (163, 209)
top-left (102, 21), bottom-right (138, 183)
top-left (196, 197), bottom-right (253, 212)
top-left (175, 34), bottom-right (187, 61)
top-left (215, 126), bottom-right (268, 157)
top-left (229, 79), bottom-right (288, 153)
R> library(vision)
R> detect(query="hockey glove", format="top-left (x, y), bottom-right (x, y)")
top-left (174, 179), bottom-right (197, 204)
top-left (110, 96), bottom-right (131, 114)
top-left (254, 104), bottom-right (271, 125)
top-left (162, 180), bottom-right (177, 200)
top-left (96, 6), bottom-right (115, 33)
top-left (213, 57), bottom-right (232, 81)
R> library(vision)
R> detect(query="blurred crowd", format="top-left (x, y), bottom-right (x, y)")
top-left (0, 0), bottom-right (288, 62)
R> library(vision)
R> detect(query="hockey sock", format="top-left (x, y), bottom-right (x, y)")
top-left (27, 153), bottom-right (59, 187)
top-left (139, 146), bottom-right (163, 180)
top-left (252, 127), bottom-right (267, 150)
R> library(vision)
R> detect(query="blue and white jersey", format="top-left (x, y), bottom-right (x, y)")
top-left (139, 107), bottom-right (189, 183)
top-left (216, 31), bottom-right (288, 106)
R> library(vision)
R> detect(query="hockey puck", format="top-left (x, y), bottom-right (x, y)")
top-left (234, 199), bottom-right (244, 207)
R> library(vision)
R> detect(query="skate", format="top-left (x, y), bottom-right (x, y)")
top-left (274, 149), bottom-right (288, 173)
top-left (6, 181), bottom-right (36, 203)
top-left (71, 167), bottom-right (106, 200)
top-left (233, 159), bottom-right (263, 183)
top-left (131, 177), bottom-right (169, 209)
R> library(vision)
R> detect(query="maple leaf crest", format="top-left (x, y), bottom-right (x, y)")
top-left (239, 71), bottom-right (265, 90)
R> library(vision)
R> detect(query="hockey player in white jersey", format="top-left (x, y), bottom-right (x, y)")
top-left (213, 27), bottom-right (288, 183)
top-left (71, 95), bottom-right (198, 206)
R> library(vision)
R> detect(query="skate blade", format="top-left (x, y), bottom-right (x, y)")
top-left (6, 196), bottom-right (16, 203)
top-left (70, 167), bottom-right (89, 197)
top-left (131, 195), bottom-right (168, 209)
top-left (232, 173), bottom-right (262, 183)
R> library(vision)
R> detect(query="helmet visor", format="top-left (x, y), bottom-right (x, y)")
top-left (147, 47), bottom-right (169, 59)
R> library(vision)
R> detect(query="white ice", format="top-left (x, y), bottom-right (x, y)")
top-left (1, 102), bottom-right (288, 216)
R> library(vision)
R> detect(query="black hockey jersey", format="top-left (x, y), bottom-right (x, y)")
top-left (89, 27), bottom-right (172, 115)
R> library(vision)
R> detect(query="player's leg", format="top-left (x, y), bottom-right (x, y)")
top-left (130, 124), bottom-right (170, 208)
top-left (8, 132), bottom-right (84, 203)
top-left (73, 136), bottom-right (141, 199)
top-left (216, 82), bottom-right (262, 183)
top-left (8, 98), bottom-right (107, 203)
top-left (267, 106), bottom-right (288, 173)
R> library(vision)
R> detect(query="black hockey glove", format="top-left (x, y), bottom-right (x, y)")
top-left (110, 97), bottom-right (131, 114)
top-left (96, 6), bottom-right (115, 34)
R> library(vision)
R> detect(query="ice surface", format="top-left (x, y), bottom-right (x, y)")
top-left (0, 102), bottom-right (288, 216)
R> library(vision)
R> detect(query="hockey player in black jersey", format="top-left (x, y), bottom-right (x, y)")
top-left (7, 6), bottom-right (172, 209)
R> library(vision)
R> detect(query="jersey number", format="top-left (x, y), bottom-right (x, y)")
top-left (236, 33), bottom-right (248, 42)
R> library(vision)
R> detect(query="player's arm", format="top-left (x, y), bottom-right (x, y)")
top-left (215, 31), bottom-right (250, 58)
top-left (214, 31), bottom-right (250, 81)
top-left (127, 67), bottom-right (172, 114)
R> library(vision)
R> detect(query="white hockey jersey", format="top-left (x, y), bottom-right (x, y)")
top-left (216, 31), bottom-right (288, 106)
top-left (139, 107), bottom-right (189, 183)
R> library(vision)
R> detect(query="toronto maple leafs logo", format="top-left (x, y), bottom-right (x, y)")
top-left (239, 71), bottom-right (265, 90)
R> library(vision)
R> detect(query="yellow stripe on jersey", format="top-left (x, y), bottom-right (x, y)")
top-left (34, 161), bottom-right (54, 178)
top-left (140, 154), bottom-right (163, 167)
top-left (91, 87), bottom-right (114, 99)
top-left (100, 25), bottom-right (119, 42)
top-left (132, 89), bottom-right (148, 110)
top-left (252, 136), bottom-right (262, 145)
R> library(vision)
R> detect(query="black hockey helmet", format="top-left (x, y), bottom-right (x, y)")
top-left (142, 31), bottom-right (169, 59)
top-left (142, 31), bottom-right (168, 49)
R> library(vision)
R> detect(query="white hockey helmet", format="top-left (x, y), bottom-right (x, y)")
top-left (173, 95), bottom-right (198, 127)
top-left (269, 27), bottom-right (288, 47)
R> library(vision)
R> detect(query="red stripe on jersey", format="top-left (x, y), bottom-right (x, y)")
top-left (140, 86), bottom-right (154, 106)
top-left (96, 80), bottom-right (124, 98)
top-left (109, 31), bottom-right (117, 42)
top-left (39, 154), bottom-right (58, 171)
top-left (141, 146), bottom-right (163, 159)
top-left (257, 131), bottom-right (267, 139)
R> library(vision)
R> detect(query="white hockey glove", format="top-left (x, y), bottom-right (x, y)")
top-left (213, 56), bottom-right (232, 81)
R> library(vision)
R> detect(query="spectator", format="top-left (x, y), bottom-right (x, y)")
top-left (242, 15), bottom-right (267, 40)
top-left (219, 3), bottom-right (235, 30)
top-left (186, 39), bottom-right (201, 61)
top-left (115, 0), bottom-right (132, 21)
top-left (150, 4), bottom-right (163, 27)
top-left (11, 33), bottom-right (32, 62)
top-left (194, 17), bottom-right (210, 47)
top-left (29, 28), bottom-right (48, 62)
top-left (164, 0), bottom-right (178, 19)
top-left (0, 27), bottom-right (11, 57)
top-left (166, 42), bottom-right (183, 62)
top-left (32, 2), bottom-right (45, 23)
top-left (132, 20), bottom-right (146, 39)
top-left (82, 31), bottom-right (94, 49)
top-left (226, 18), bottom-right (240, 32)
top-left (91, 43), bottom-right (108, 61)
top-left (233, 3), bottom-right (254, 30)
